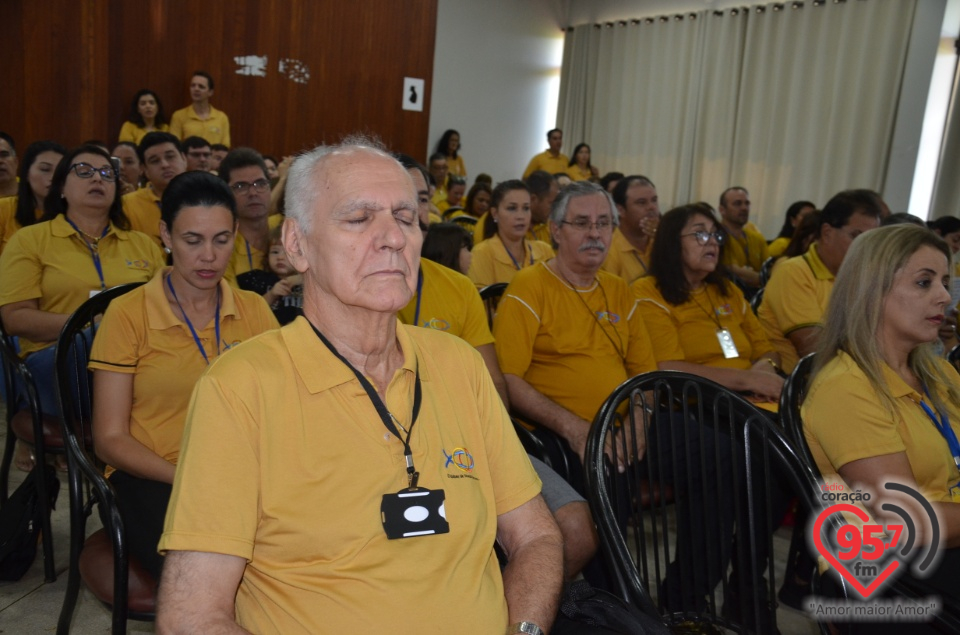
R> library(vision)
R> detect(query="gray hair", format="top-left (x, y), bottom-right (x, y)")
top-left (549, 180), bottom-right (620, 227)
top-left (284, 135), bottom-right (399, 232)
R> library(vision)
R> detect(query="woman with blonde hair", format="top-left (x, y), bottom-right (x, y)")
top-left (803, 224), bottom-right (960, 601)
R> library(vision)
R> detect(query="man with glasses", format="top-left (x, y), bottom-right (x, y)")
top-left (182, 136), bottom-right (213, 173)
top-left (219, 148), bottom-right (280, 283)
top-left (123, 132), bottom-right (187, 246)
top-left (493, 181), bottom-right (656, 490)
top-left (0, 132), bottom-right (18, 198)
top-left (758, 189), bottom-right (882, 373)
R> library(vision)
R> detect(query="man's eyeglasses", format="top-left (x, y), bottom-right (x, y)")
top-left (682, 230), bottom-right (725, 245)
top-left (69, 163), bottom-right (118, 182)
top-left (560, 218), bottom-right (613, 232)
top-left (231, 179), bottom-right (271, 194)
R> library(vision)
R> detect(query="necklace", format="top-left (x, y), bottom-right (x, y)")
top-left (552, 263), bottom-right (626, 361)
top-left (69, 220), bottom-right (109, 249)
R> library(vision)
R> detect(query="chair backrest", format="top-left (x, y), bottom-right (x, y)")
top-left (779, 353), bottom-right (816, 468)
top-left (749, 285), bottom-right (765, 315)
top-left (479, 282), bottom-right (507, 329)
top-left (760, 256), bottom-right (775, 287)
top-left (584, 370), bottom-right (825, 631)
top-left (54, 282), bottom-right (145, 631)
top-left (450, 214), bottom-right (477, 231)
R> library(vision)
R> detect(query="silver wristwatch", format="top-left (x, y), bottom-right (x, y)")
top-left (506, 622), bottom-right (545, 635)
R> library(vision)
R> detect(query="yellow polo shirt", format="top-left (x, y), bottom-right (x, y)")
top-left (767, 236), bottom-right (790, 259)
top-left (169, 105), bottom-right (231, 147)
top-left (467, 234), bottom-right (554, 288)
top-left (522, 150), bottom-right (569, 180)
top-left (122, 185), bottom-right (163, 246)
top-left (722, 224), bottom-right (768, 272)
top-left (633, 277), bottom-right (774, 370)
top-left (160, 317), bottom-right (540, 634)
top-left (473, 213), bottom-right (550, 246)
top-left (757, 243), bottom-right (833, 373)
top-left (446, 154), bottom-right (466, 178)
top-left (494, 263), bottom-right (657, 423)
top-left (0, 215), bottom-right (163, 356)
top-left (601, 228), bottom-right (650, 284)
top-left (565, 164), bottom-right (593, 182)
top-left (0, 196), bottom-right (42, 256)
top-left (88, 269), bottom-right (278, 470)
top-left (803, 351), bottom-right (960, 504)
top-left (398, 258), bottom-right (493, 348)
top-left (435, 198), bottom-right (466, 217)
top-left (117, 122), bottom-right (171, 146)
top-left (224, 215), bottom-right (285, 284)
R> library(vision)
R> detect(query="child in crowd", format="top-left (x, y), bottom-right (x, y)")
top-left (236, 226), bottom-right (302, 325)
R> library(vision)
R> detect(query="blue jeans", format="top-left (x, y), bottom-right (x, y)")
top-left (21, 329), bottom-right (92, 418)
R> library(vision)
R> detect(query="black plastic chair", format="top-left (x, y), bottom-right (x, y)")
top-left (759, 256), bottom-right (776, 287)
top-left (479, 282), bottom-right (508, 329)
top-left (749, 285), bottom-right (765, 315)
top-left (54, 283), bottom-right (155, 635)
top-left (584, 371), bottom-right (827, 633)
top-left (450, 213), bottom-right (477, 231)
top-left (0, 325), bottom-right (61, 582)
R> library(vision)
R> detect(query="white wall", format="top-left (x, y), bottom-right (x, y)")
top-left (431, 0), bottom-right (945, 215)
top-left (428, 0), bottom-right (566, 183)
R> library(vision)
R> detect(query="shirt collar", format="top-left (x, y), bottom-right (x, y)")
top-left (284, 316), bottom-right (423, 394)
top-left (804, 242), bottom-right (834, 281)
top-left (51, 214), bottom-right (130, 241)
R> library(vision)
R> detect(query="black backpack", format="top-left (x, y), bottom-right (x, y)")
top-left (0, 464), bottom-right (59, 581)
top-left (553, 580), bottom-right (672, 635)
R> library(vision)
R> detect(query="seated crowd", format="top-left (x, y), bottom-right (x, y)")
top-left (2, 88), bottom-right (960, 632)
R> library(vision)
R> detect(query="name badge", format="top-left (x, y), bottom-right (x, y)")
top-left (716, 328), bottom-right (739, 359)
top-left (381, 487), bottom-right (450, 539)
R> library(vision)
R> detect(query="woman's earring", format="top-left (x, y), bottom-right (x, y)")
top-left (163, 246), bottom-right (172, 254)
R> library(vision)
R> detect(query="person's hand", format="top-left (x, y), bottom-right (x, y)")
top-left (277, 156), bottom-right (294, 179)
top-left (745, 370), bottom-right (784, 403)
top-left (590, 165), bottom-right (600, 178)
top-left (564, 419), bottom-right (623, 473)
top-left (639, 214), bottom-right (659, 239)
top-left (750, 358), bottom-right (779, 375)
top-left (270, 278), bottom-right (296, 299)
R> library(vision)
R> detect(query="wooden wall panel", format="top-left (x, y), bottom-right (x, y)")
top-left (1, 0), bottom-right (437, 160)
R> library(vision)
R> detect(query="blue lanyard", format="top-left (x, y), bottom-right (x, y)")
top-left (244, 240), bottom-right (254, 271)
top-left (919, 387), bottom-right (960, 471)
top-left (412, 269), bottom-right (424, 326)
top-left (65, 218), bottom-right (109, 291)
top-left (166, 275), bottom-right (221, 365)
top-left (505, 239), bottom-right (533, 271)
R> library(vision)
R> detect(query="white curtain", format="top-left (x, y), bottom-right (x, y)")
top-left (930, 57), bottom-right (960, 219)
top-left (557, 0), bottom-right (917, 236)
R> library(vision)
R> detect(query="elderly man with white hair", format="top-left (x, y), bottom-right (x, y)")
top-left (157, 137), bottom-right (562, 635)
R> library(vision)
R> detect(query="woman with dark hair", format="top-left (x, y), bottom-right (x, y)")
top-left (929, 215), bottom-right (960, 260)
top-left (462, 181), bottom-right (492, 220)
top-left (468, 180), bottom-right (553, 287)
top-left (118, 89), bottom-right (169, 145)
top-left (112, 140), bottom-right (142, 194)
top-left (89, 171), bottom-right (278, 580)
top-left (768, 200), bottom-right (815, 258)
top-left (633, 203), bottom-right (783, 404)
top-left (781, 210), bottom-right (822, 260)
top-left (0, 145), bottom-right (164, 416)
top-left (0, 140), bottom-right (65, 255)
top-left (436, 129), bottom-right (465, 178)
top-left (422, 222), bottom-right (473, 274)
top-left (566, 143), bottom-right (599, 182)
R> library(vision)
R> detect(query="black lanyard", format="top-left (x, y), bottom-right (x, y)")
top-left (310, 322), bottom-right (423, 488)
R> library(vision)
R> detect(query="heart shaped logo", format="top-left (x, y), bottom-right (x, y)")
top-left (812, 503), bottom-right (902, 598)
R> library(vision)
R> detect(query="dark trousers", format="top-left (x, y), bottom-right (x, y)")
top-left (108, 470), bottom-right (171, 581)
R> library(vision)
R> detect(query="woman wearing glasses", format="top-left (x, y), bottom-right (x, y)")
top-left (633, 203), bottom-right (783, 404)
top-left (0, 145), bottom-right (164, 416)
top-left (89, 171), bottom-right (278, 580)
top-left (467, 180), bottom-right (553, 288)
